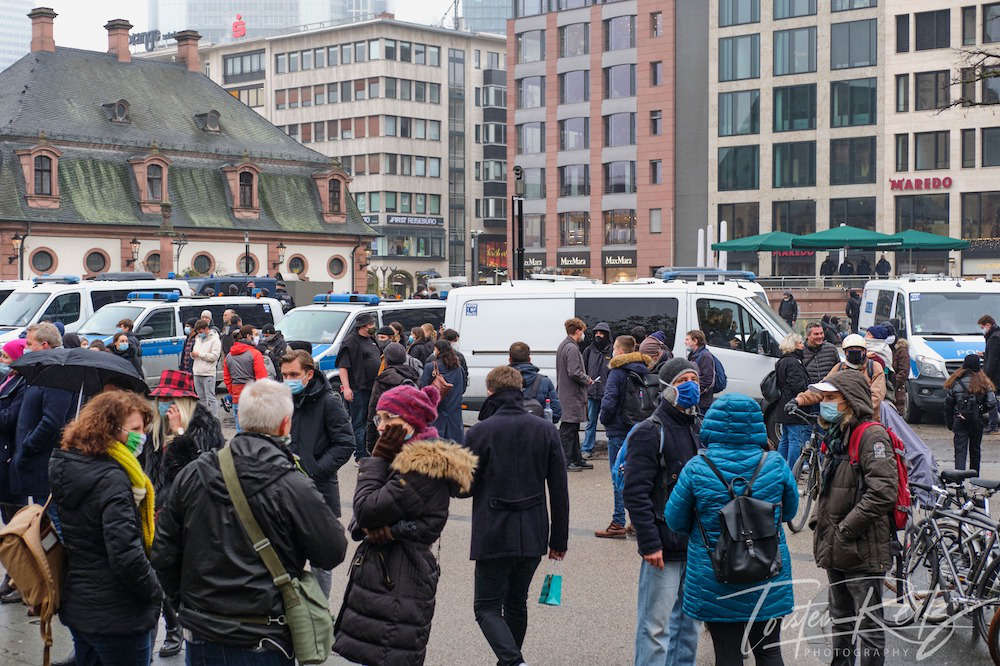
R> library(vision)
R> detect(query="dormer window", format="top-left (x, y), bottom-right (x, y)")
top-left (194, 110), bottom-right (221, 133)
top-left (34, 156), bottom-right (52, 195)
top-left (128, 153), bottom-right (171, 213)
top-left (312, 167), bottom-right (350, 223)
top-left (16, 144), bottom-right (61, 209)
top-left (222, 162), bottom-right (261, 219)
top-left (102, 99), bottom-right (130, 123)
top-left (329, 179), bottom-right (342, 214)
top-left (147, 164), bottom-right (163, 201)
top-left (239, 171), bottom-right (254, 208)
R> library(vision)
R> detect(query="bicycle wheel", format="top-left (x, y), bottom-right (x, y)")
top-left (787, 448), bottom-right (816, 533)
top-left (988, 604), bottom-right (1000, 663)
top-left (902, 527), bottom-right (948, 623)
top-left (882, 532), bottom-right (916, 628)
top-left (974, 551), bottom-right (1000, 642)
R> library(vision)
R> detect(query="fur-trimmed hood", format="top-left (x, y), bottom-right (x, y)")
top-left (391, 438), bottom-right (478, 494)
top-left (609, 351), bottom-right (654, 370)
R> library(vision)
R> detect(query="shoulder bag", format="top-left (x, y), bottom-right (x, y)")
top-left (431, 361), bottom-right (454, 399)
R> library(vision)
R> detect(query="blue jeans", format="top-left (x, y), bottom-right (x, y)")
top-left (349, 389), bottom-right (371, 460)
top-left (778, 423), bottom-right (810, 467)
top-left (233, 400), bottom-right (240, 433)
top-left (635, 560), bottom-right (699, 666)
top-left (607, 435), bottom-right (626, 526)
top-left (71, 628), bottom-right (152, 666)
top-left (582, 398), bottom-right (601, 454)
top-left (186, 641), bottom-right (293, 665)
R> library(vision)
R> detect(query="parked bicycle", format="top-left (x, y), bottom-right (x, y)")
top-left (786, 407), bottom-right (822, 534)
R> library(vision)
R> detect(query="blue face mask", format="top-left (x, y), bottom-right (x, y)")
top-left (0, 363), bottom-right (9, 375)
top-left (820, 401), bottom-right (843, 423)
top-left (21, 347), bottom-right (31, 355)
top-left (116, 342), bottom-right (129, 352)
top-left (184, 326), bottom-right (192, 335)
top-left (408, 335), bottom-right (415, 344)
top-left (675, 381), bottom-right (700, 409)
top-left (197, 333), bottom-right (207, 340)
top-left (157, 402), bottom-right (172, 417)
top-left (286, 379), bottom-right (305, 395)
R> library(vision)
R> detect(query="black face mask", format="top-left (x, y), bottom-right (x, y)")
top-left (594, 334), bottom-right (609, 348)
top-left (845, 348), bottom-right (866, 366)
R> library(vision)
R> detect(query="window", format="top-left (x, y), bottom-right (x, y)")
top-left (85, 251), bottom-right (106, 273)
top-left (429, 83), bottom-right (441, 104)
top-left (983, 67), bottom-right (1000, 104)
top-left (651, 11), bottom-right (663, 37)
top-left (604, 209), bottom-right (636, 245)
top-left (720, 0), bottom-right (759, 26)
top-left (896, 194), bottom-right (949, 235)
top-left (719, 90), bottom-right (759, 136)
top-left (697, 298), bottom-right (770, 353)
top-left (301, 49), bottom-right (312, 70)
top-left (915, 71), bottom-right (950, 110)
top-left (916, 9), bottom-right (950, 50)
top-left (340, 44), bottom-right (352, 65)
top-left (399, 79), bottom-right (411, 101)
top-left (314, 121), bottom-right (325, 143)
top-left (238, 171), bottom-right (254, 208)
top-left (895, 134), bottom-right (908, 171)
top-left (559, 165), bottom-right (589, 197)
top-left (327, 83), bottom-right (338, 104)
top-left (718, 203), bottom-right (760, 242)
top-left (650, 110), bottom-right (663, 136)
top-left (650, 159), bottom-right (663, 184)
top-left (651, 61), bottom-right (663, 86)
top-left (773, 84), bottom-right (816, 131)
top-left (718, 145), bottom-right (759, 191)
top-left (135, 309), bottom-right (174, 339)
top-left (414, 118), bottom-right (426, 139)
top-left (774, 0), bottom-right (815, 20)
top-left (31, 249), bottom-right (53, 272)
top-left (896, 14), bottom-right (909, 52)
top-left (577, 297), bottom-right (679, 348)
top-left (40, 292), bottom-right (80, 326)
top-left (987, 3), bottom-right (1000, 42)
top-left (517, 76), bottom-right (544, 108)
top-left (301, 85), bottom-right (312, 107)
top-left (830, 197), bottom-right (876, 230)
top-left (560, 24), bottom-right (589, 57)
top-left (414, 43), bottom-right (426, 65)
top-left (428, 158), bottom-right (441, 178)
top-left (275, 53), bottom-right (286, 73)
top-left (961, 191), bottom-right (1000, 239)
top-left (429, 47), bottom-right (441, 67)
top-left (517, 30), bottom-right (545, 63)
top-left (831, 78), bottom-right (876, 127)
top-left (559, 117), bottom-right (589, 150)
top-left (963, 128), bottom-right (976, 168)
top-left (523, 168), bottom-right (545, 199)
top-left (719, 34), bottom-right (760, 81)
top-left (517, 122), bottom-right (545, 153)
top-left (33, 155), bottom-right (51, 195)
top-left (313, 84), bottom-right (326, 106)
top-left (984, 127), bottom-right (1000, 166)
top-left (833, 0), bottom-right (876, 10)
top-left (830, 136), bottom-right (876, 185)
top-left (559, 212), bottom-right (588, 246)
top-left (429, 120), bottom-right (441, 141)
top-left (288, 51), bottom-right (298, 72)
top-left (560, 70), bottom-right (590, 103)
top-left (146, 164), bottom-right (163, 201)
top-left (604, 64), bottom-right (636, 98)
top-left (896, 74), bottom-right (909, 112)
top-left (315, 47), bottom-right (326, 68)
top-left (603, 113), bottom-right (636, 146)
top-left (650, 208), bottom-right (663, 233)
top-left (414, 157), bottom-right (426, 177)
top-left (964, 6), bottom-right (977, 45)
top-left (773, 200), bottom-right (816, 236)
top-left (831, 19), bottom-right (876, 69)
top-left (773, 141), bottom-right (816, 188)
top-left (604, 15), bottom-right (636, 52)
top-left (383, 39), bottom-right (396, 60)
top-left (603, 161), bottom-right (637, 193)
top-left (915, 131), bottom-right (950, 170)
top-left (355, 41), bottom-right (367, 63)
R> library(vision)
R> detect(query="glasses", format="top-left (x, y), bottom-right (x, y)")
top-left (373, 412), bottom-right (401, 428)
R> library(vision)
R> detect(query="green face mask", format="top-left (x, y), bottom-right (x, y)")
top-left (123, 430), bottom-right (147, 456)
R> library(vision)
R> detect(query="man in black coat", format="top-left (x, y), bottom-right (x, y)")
top-left (623, 358), bottom-right (701, 664)
top-left (875, 254), bottom-right (891, 277)
top-left (464, 366), bottom-right (569, 666)
top-left (280, 350), bottom-right (354, 598)
top-left (846, 290), bottom-right (862, 334)
top-left (581, 322), bottom-right (612, 458)
top-left (980, 315), bottom-right (1000, 432)
top-left (778, 292), bottom-right (799, 327)
top-left (337, 313), bottom-right (381, 462)
top-left (152, 378), bottom-right (347, 663)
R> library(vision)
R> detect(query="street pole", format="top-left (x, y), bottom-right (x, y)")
top-left (470, 230), bottom-right (481, 286)
top-left (243, 231), bottom-right (251, 276)
top-left (513, 196), bottom-right (525, 280)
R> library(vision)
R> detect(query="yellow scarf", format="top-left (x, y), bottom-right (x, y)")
top-left (106, 441), bottom-right (156, 553)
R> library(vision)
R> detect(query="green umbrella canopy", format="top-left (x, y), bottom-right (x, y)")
top-left (711, 231), bottom-right (796, 251)
top-left (791, 225), bottom-right (901, 250)
top-left (887, 229), bottom-right (969, 250)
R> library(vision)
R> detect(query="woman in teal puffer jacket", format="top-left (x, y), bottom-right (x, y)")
top-left (664, 393), bottom-right (798, 666)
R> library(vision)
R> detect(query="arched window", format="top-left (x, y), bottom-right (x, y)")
top-left (147, 164), bottom-right (163, 201)
top-left (329, 178), bottom-right (342, 213)
top-left (239, 171), bottom-right (254, 208)
top-left (34, 155), bottom-right (52, 196)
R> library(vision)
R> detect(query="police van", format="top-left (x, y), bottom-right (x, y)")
top-left (0, 274), bottom-right (193, 343)
top-left (858, 275), bottom-right (1000, 422)
top-left (77, 293), bottom-right (284, 384)
top-left (275, 295), bottom-right (445, 375)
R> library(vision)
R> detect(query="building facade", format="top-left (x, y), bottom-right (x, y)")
top-left (462, 0), bottom-right (511, 35)
top-left (709, 0), bottom-right (1000, 277)
top-left (0, 0), bottom-right (31, 71)
top-left (144, 16), bottom-right (507, 294)
top-left (0, 9), bottom-right (373, 289)
top-left (507, 0), bottom-right (708, 282)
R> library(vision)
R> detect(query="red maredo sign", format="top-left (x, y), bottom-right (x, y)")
top-left (889, 177), bottom-right (953, 191)
top-left (232, 14), bottom-right (246, 38)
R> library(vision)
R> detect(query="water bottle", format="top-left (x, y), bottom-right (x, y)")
top-left (543, 398), bottom-right (554, 422)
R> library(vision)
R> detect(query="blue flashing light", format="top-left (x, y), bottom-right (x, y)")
top-left (655, 268), bottom-right (757, 282)
top-left (126, 291), bottom-right (180, 302)
top-left (32, 274), bottom-right (81, 285)
top-left (312, 294), bottom-right (381, 306)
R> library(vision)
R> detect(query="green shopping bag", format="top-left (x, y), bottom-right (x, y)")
top-left (538, 572), bottom-right (563, 606)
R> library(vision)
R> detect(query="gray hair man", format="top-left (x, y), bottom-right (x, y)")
top-left (801, 322), bottom-right (839, 384)
top-left (25, 322), bottom-right (62, 351)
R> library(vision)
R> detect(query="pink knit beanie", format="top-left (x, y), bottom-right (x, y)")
top-left (377, 384), bottom-right (441, 432)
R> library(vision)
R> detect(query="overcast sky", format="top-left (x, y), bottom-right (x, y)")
top-left (44, 0), bottom-right (456, 50)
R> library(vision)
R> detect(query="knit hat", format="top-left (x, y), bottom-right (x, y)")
top-left (964, 353), bottom-right (983, 372)
top-left (377, 384), bottom-right (440, 432)
top-left (867, 324), bottom-right (891, 340)
top-left (658, 357), bottom-right (698, 386)
top-left (377, 326), bottom-right (395, 337)
top-left (2, 338), bottom-right (26, 362)
top-left (384, 342), bottom-right (407, 366)
top-left (593, 322), bottom-right (611, 335)
top-left (639, 336), bottom-right (667, 361)
top-left (649, 330), bottom-right (668, 345)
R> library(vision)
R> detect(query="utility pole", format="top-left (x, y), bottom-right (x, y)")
top-left (512, 165), bottom-right (525, 280)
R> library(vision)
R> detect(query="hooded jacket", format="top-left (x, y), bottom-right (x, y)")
top-left (801, 340), bottom-right (840, 384)
top-left (192, 329), bottom-right (222, 377)
top-left (778, 295), bottom-right (798, 323)
top-left (582, 324), bottom-right (613, 400)
top-left (333, 438), bottom-right (477, 666)
top-left (511, 361), bottom-right (562, 422)
top-left (152, 432), bottom-right (347, 654)
top-left (290, 373), bottom-right (354, 514)
top-left (113, 337), bottom-right (143, 374)
top-left (984, 324), bottom-right (1000, 387)
top-left (796, 358), bottom-right (886, 421)
top-left (223, 341), bottom-right (268, 401)
top-left (812, 371), bottom-right (898, 574)
top-left (366, 362), bottom-right (422, 450)
top-left (49, 449), bottom-right (162, 634)
top-left (664, 393), bottom-right (797, 623)
top-left (157, 403), bottom-right (225, 508)
top-left (599, 352), bottom-right (653, 438)
top-left (256, 332), bottom-right (288, 380)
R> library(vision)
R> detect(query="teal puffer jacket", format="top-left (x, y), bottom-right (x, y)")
top-left (664, 393), bottom-right (798, 623)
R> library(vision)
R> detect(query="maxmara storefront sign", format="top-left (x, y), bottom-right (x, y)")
top-left (524, 254), bottom-right (545, 269)
top-left (603, 250), bottom-right (637, 267)
top-left (889, 177), bottom-right (953, 191)
top-left (558, 252), bottom-right (591, 269)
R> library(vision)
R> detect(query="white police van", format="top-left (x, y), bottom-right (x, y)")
top-left (0, 274), bottom-right (193, 343)
top-left (858, 275), bottom-right (1000, 422)
top-left (77, 293), bottom-right (284, 385)
top-left (275, 295), bottom-right (445, 376)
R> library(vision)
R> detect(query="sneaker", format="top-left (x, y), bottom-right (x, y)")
top-left (595, 522), bottom-right (627, 539)
top-left (581, 451), bottom-right (594, 460)
top-left (1, 588), bottom-right (21, 604)
top-left (566, 463), bottom-right (585, 472)
top-left (576, 460), bottom-right (594, 470)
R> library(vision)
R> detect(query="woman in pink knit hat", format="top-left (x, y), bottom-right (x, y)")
top-left (0, 337), bottom-right (27, 598)
top-left (334, 384), bottom-right (478, 665)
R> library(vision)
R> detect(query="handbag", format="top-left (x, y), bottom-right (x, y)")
top-left (431, 361), bottom-right (454, 399)
top-left (217, 447), bottom-right (333, 665)
top-left (538, 566), bottom-right (563, 607)
top-left (760, 370), bottom-right (780, 403)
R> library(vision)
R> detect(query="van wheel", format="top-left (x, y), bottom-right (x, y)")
top-left (904, 393), bottom-right (922, 424)
top-left (764, 404), bottom-right (781, 450)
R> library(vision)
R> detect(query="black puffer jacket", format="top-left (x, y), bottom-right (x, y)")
top-left (151, 433), bottom-right (347, 654)
top-left (49, 449), bottom-right (162, 634)
top-left (334, 438), bottom-right (477, 666)
top-left (0, 375), bottom-right (26, 502)
top-left (257, 332), bottom-right (288, 380)
top-left (408, 339), bottom-right (435, 365)
top-left (984, 325), bottom-right (1000, 388)
top-left (775, 350), bottom-right (809, 425)
top-left (290, 373), bottom-right (354, 514)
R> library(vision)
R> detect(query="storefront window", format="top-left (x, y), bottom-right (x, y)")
top-left (896, 194), bottom-right (950, 236)
top-left (962, 192), bottom-right (1000, 239)
top-left (560, 212), bottom-right (590, 246)
top-left (603, 209), bottom-right (636, 245)
top-left (525, 215), bottom-right (545, 247)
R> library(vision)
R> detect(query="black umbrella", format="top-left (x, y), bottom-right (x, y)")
top-left (12, 347), bottom-right (148, 397)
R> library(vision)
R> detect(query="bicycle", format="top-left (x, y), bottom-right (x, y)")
top-left (786, 407), bottom-right (822, 534)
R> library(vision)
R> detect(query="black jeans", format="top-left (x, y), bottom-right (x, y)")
top-left (706, 620), bottom-right (784, 666)
top-left (827, 569), bottom-right (885, 666)
top-left (473, 556), bottom-right (541, 666)
top-left (559, 421), bottom-right (582, 465)
top-left (954, 419), bottom-right (984, 474)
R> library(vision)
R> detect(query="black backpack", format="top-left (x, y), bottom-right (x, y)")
top-left (521, 375), bottom-right (545, 417)
top-left (621, 370), bottom-right (659, 426)
top-left (955, 378), bottom-right (985, 425)
top-left (695, 452), bottom-right (783, 585)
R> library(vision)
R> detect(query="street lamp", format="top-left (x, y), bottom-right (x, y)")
top-left (171, 233), bottom-right (188, 274)
top-left (272, 241), bottom-right (286, 269)
top-left (8, 233), bottom-right (24, 279)
top-left (243, 231), bottom-right (251, 275)
top-left (470, 230), bottom-right (483, 286)
top-left (127, 237), bottom-right (141, 267)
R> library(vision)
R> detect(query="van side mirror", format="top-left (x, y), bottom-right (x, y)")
top-left (137, 325), bottom-right (154, 337)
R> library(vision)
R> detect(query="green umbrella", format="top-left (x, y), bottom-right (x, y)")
top-left (791, 225), bottom-right (902, 250)
top-left (711, 231), bottom-right (796, 252)
top-left (887, 229), bottom-right (969, 250)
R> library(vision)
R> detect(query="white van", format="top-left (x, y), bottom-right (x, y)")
top-left (76, 293), bottom-right (285, 385)
top-left (445, 277), bottom-right (791, 410)
top-left (0, 275), bottom-right (192, 342)
top-left (858, 276), bottom-right (1000, 422)
top-left (275, 295), bottom-right (445, 375)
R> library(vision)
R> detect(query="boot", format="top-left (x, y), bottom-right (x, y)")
top-left (595, 522), bottom-right (627, 539)
top-left (0, 573), bottom-right (12, 597)
top-left (50, 651), bottom-right (76, 666)
top-left (159, 628), bottom-right (183, 657)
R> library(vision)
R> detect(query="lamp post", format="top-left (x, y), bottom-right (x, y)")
top-left (171, 233), bottom-right (188, 275)
top-left (470, 230), bottom-right (483, 286)
top-left (271, 241), bottom-right (286, 271)
top-left (127, 237), bottom-right (141, 267)
top-left (9, 233), bottom-right (24, 279)
top-left (243, 231), bottom-right (251, 276)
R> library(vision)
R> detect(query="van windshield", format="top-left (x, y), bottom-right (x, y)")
top-left (80, 305), bottom-right (145, 337)
top-left (275, 309), bottom-right (349, 344)
top-left (0, 292), bottom-right (49, 327)
top-left (750, 294), bottom-right (793, 335)
top-left (910, 292), bottom-right (1000, 336)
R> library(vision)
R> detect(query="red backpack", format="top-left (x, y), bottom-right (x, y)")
top-left (848, 422), bottom-right (910, 530)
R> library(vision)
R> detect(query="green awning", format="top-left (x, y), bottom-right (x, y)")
top-left (886, 229), bottom-right (969, 250)
top-left (791, 225), bottom-right (902, 250)
top-left (711, 231), bottom-right (796, 252)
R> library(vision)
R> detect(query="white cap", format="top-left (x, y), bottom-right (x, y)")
top-left (842, 334), bottom-right (866, 349)
top-left (809, 381), bottom-right (838, 393)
